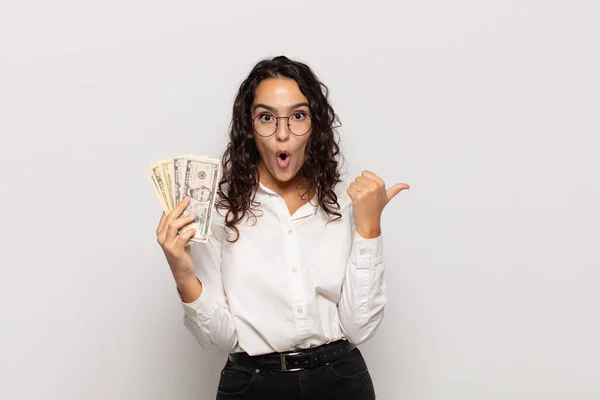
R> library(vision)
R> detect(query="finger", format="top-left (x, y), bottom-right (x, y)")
top-left (156, 212), bottom-right (167, 236)
top-left (165, 215), bottom-right (197, 244)
top-left (351, 180), bottom-right (370, 192)
top-left (175, 228), bottom-right (197, 249)
top-left (163, 197), bottom-right (191, 231)
top-left (176, 231), bottom-right (197, 252)
top-left (361, 170), bottom-right (385, 186)
top-left (347, 182), bottom-right (359, 192)
top-left (169, 196), bottom-right (191, 219)
top-left (386, 183), bottom-right (410, 202)
top-left (355, 176), bottom-right (377, 189)
top-left (347, 184), bottom-right (359, 200)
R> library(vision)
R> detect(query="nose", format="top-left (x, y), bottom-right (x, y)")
top-left (275, 118), bottom-right (291, 142)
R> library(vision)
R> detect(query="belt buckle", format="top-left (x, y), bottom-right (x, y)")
top-left (280, 352), bottom-right (304, 372)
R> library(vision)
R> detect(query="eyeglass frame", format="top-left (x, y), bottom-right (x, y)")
top-left (251, 112), bottom-right (312, 137)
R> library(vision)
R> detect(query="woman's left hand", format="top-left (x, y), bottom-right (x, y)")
top-left (347, 170), bottom-right (410, 239)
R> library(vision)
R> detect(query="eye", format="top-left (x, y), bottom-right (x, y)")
top-left (292, 112), bottom-right (306, 121)
top-left (258, 113), bottom-right (274, 123)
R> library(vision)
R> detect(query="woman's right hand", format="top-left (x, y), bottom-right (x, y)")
top-left (156, 196), bottom-right (198, 283)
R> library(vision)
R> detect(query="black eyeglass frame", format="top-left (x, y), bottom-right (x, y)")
top-left (251, 112), bottom-right (312, 137)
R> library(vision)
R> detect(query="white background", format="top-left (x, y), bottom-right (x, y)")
top-left (1, 1), bottom-right (599, 399)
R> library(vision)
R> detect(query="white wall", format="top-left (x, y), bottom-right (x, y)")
top-left (1, 1), bottom-right (599, 399)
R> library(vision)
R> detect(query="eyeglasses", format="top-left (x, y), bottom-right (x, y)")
top-left (251, 111), bottom-right (312, 137)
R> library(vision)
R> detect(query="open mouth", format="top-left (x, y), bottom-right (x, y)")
top-left (276, 150), bottom-right (291, 168)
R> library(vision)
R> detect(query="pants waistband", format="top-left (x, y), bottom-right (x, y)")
top-left (228, 339), bottom-right (356, 372)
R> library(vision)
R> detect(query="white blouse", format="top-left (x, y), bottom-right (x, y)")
top-left (178, 182), bottom-right (387, 356)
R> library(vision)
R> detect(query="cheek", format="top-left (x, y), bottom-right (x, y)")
top-left (299, 136), bottom-right (311, 155)
top-left (253, 136), bottom-right (270, 156)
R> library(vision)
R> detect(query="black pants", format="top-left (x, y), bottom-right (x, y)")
top-left (216, 347), bottom-right (376, 399)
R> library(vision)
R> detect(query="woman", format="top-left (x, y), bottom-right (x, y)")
top-left (156, 56), bottom-right (409, 399)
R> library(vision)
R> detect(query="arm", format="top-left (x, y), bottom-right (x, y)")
top-left (339, 170), bottom-right (408, 344)
top-left (337, 221), bottom-right (387, 345)
top-left (177, 233), bottom-right (238, 355)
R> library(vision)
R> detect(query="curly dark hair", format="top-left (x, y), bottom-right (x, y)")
top-left (216, 55), bottom-right (343, 242)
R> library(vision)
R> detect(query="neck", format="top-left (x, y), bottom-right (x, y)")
top-left (257, 162), bottom-right (314, 199)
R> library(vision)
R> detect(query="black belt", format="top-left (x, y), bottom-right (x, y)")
top-left (228, 339), bottom-right (356, 372)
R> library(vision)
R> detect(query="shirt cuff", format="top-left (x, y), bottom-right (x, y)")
top-left (353, 230), bottom-right (384, 268)
top-left (177, 283), bottom-right (218, 324)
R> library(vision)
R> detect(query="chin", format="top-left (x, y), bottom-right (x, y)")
top-left (273, 170), bottom-right (296, 183)
top-left (269, 166), bottom-right (298, 183)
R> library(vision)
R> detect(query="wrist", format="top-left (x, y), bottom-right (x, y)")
top-left (174, 271), bottom-right (198, 288)
top-left (356, 225), bottom-right (381, 239)
top-left (176, 275), bottom-right (203, 303)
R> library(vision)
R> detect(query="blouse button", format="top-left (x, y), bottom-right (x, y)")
top-left (297, 308), bottom-right (303, 314)
top-left (287, 230), bottom-right (293, 235)
top-left (292, 268), bottom-right (297, 273)
top-left (359, 249), bottom-right (366, 255)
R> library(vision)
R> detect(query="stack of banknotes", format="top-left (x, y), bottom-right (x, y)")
top-left (149, 155), bottom-right (220, 243)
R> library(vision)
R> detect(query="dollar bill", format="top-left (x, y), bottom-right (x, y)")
top-left (180, 156), bottom-right (220, 243)
top-left (159, 159), bottom-right (175, 210)
top-left (149, 154), bottom-right (220, 245)
top-left (148, 173), bottom-right (169, 213)
top-left (173, 157), bottom-right (187, 206)
top-left (150, 164), bottom-right (170, 213)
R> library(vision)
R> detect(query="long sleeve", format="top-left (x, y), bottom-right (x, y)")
top-left (337, 221), bottom-right (387, 345)
top-left (177, 232), bottom-right (238, 355)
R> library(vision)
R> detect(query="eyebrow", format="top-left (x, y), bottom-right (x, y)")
top-left (253, 102), bottom-right (310, 113)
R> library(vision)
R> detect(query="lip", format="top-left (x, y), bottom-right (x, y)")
top-left (276, 150), bottom-right (291, 158)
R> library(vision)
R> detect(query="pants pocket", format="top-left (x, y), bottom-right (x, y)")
top-left (326, 348), bottom-right (370, 381)
top-left (217, 360), bottom-right (257, 396)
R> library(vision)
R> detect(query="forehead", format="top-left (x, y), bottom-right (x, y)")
top-left (253, 77), bottom-right (308, 107)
